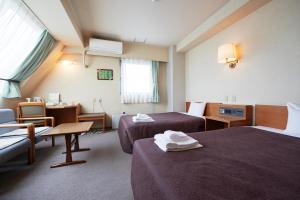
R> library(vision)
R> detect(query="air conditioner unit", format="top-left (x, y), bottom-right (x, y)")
top-left (88, 38), bottom-right (123, 55)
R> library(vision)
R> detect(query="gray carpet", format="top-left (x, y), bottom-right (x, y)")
top-left (0, 131), bottom-right (133, 200)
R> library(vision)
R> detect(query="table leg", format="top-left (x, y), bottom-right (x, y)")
top-left (73, 134), bottom-right (90, 152)
top-left (62, 134), bottom-right (90, 154)
top-left (65, 134), bottom-right (72, 162)
top-left (51, 134), bottom-right (86, 168)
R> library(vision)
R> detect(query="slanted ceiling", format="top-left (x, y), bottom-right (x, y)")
top-left (23, 0), bottom-right (84, 47)
top-left (177, 0), bottom-right (272, 52)
top-left (18, 0), bottom-right (272, 97)
top-left (21, 43), bottom-right (64, 97)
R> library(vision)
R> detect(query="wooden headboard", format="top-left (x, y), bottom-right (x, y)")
top-left (255, 104), bottom-right (288, 129)
top-left (186, 102), bottom-right (221, 116)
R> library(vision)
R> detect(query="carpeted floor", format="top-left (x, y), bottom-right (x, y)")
top-left (0, 131), bottom-right (133, 200)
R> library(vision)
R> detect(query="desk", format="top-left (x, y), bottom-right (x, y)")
top-left (46, 104), bottom-right (80, 126)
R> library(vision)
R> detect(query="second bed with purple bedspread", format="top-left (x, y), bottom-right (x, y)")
top-left (117, 112), bottom-right (205, 153)
top-left (132, 127), bottom-right (300, 200)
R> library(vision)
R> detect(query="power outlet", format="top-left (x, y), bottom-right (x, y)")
top-left (92, 97), bottom-right (97, 113)
top-left (232, 95), bottom-right (237, 103)
top-left (224, 96), bottom-right (229, 103)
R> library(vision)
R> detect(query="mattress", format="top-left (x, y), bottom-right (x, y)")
top-left (131, 127), bottom-right (300, 200)
top-left (118, 112), bottom-right (205, 153)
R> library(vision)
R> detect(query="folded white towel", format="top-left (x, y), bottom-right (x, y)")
top-left (154, 133), bottom-right (200, 149)
top-left (132, 116), bottom-right (154, 123)
top-left (136, 113), bottom-right (151, 120)
top-left (164, 130), bottom-right (190, 142)
top-left (154, 139), bottom-right (202, 152)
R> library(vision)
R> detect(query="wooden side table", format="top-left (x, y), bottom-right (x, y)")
top-left (42, 122), bottom-right (93, 168)
top-left (78, 113), bottom-right (106, 131)
top-left (206, 116), bottom-right (251, 131)
top-left (205, 104), bottom-right (253, 131)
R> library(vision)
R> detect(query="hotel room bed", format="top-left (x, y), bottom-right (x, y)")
top-left (118, 112), bottom-right (205, 153)
top-left (131, 104), bottom-right (300, 200)
top-left (131, 126), bottom-right (300, 200)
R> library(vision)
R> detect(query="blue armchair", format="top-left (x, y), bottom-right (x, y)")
top-left (0, 109), bottom-right (54, 164)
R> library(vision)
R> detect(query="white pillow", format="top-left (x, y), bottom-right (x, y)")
top-left (188, 102), bottom-right (206, 117)
top-left (285, 102), bottom-right (300, 137)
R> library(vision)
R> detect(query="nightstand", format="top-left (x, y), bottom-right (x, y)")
top-left (205, 104), bottom-right (253, 131)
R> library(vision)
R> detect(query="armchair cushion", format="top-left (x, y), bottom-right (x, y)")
top-left (0, 121), bottom-right (18, 135)
top-left (0, 136), bottom-right (30, 163)
top-left (0, 126), bottom-right (50, 137)
top-left (0, 136), bottom-right (28, 150)
top-left (0, 126), bottom-right (51, 143)
top-left (0, 109), bottom-right (15, 123)
top-left (0, 109), bottom-right (17, 135)
top-left (22, 119), bottom-right (46, 124)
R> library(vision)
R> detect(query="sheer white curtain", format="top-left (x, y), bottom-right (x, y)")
top-left (121, 59), bottom-right (154, 103)
top-left (0, 0), bottom-right (44, 94)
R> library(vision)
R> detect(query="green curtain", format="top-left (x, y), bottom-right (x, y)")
top-left (2, 30), bottom-right (56, 98)
top-left (152, 61), bottom-right (160, 103)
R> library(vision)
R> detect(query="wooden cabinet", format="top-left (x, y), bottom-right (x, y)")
top-left (46, 104), bottom-right (80, 126)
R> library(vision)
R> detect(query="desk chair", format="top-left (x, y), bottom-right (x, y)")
top-left (17, 102), bottom-right (55, 146)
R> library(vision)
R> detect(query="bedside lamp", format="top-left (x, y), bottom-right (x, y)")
top-left (218, 43), bottom-right (238, 68)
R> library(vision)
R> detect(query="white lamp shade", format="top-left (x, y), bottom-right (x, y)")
top-left (218, 43), bottom-right (237, 63)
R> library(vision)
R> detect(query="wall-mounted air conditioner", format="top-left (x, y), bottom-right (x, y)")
top-left (88, 38), bottom-right (123, 55)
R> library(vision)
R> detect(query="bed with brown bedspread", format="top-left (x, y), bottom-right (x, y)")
top-left (118, 112), bottom-right (205, 154)
top-left (131, 127), bottom-right (300, 200)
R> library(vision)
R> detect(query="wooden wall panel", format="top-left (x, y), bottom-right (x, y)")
top-left (255, 105), bottom-right (288, 129)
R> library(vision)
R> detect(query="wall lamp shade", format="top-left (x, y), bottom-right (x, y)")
top-left (59, 60), bottom-right (73, 65)
top-left (218, 43), bottom-right (238, 68)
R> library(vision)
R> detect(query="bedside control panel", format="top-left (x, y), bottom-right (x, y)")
top-left (219, 107), bottom-right (244, 117)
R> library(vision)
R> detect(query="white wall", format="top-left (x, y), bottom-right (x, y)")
top-left (31, 55), bottom-right (167, 126)
top-left (167, 46), bottom-right (185, 112)
top-left (166, 47), bottom-right (174, 111)
top-left (185, 0), bottom-right (300, 106)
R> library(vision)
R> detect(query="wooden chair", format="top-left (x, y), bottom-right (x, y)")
top-left (17, 102), bottom-right (55, 146)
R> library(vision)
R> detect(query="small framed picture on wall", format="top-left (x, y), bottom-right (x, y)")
top-left (97, 69), bottom-right (113, 80)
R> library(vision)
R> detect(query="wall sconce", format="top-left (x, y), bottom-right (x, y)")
top-left (59, 60), bottom-right (74, 65)
top-left (218, 43), bottom-right (238, 68)
top-left (57, 59), bottom-right (80, 65)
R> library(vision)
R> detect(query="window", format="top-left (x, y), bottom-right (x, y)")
top-left (0, 0), bottom-right (44, 95)
top-left (121, 59), bottom-right (159, 103)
